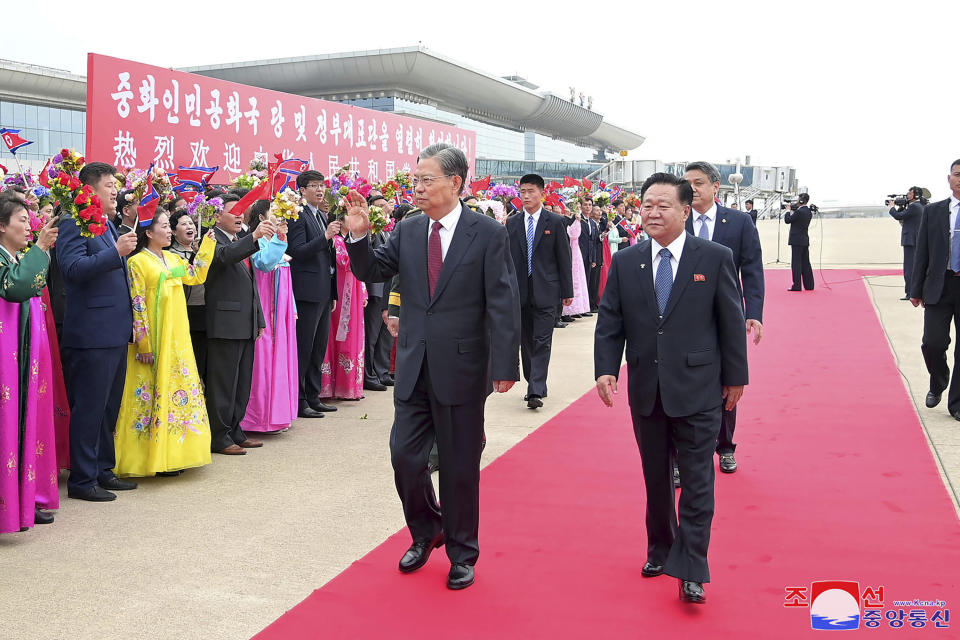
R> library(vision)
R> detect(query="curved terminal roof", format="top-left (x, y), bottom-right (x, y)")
top-left (0, 59), bottom-right (86, 110)
top-left (182, 46), bottom-right (644, 152)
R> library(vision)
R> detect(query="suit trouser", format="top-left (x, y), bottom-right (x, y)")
top-left (205, 338), bottom-right (254, 451)
top-left (391, 359), bottom-right (485, 565)
top-left (921, 275), bottom-right (960, 413)
top-left (520, 293), bottom-right (557, 399)
top-left (296, 299), bottom-right (332, 407)
top-left (363, 297), bottom-right (391, 382)
top-left (187, 304), bottom-right (206, 381)
top-left (632, 390), bottom-right (721, 583)
top-left (589, 263), bottom-right (602, 309)
top-left (903, 245), bottom-right (915, 295)
top-left (64, 345), bottom-right (126, 491)
top-left (791, 245), bottom-right (814, 290)
top-left (716, 407), bottom-right (737, 454)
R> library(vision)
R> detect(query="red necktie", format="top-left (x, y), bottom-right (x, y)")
top-left (232, 235), bottom-right (251, 271)
top-left (428, 220), bottom-right (443, 296)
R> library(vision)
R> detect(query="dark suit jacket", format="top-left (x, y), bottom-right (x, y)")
top-left (506, 209), bottom-right (574, 308)
top-left (56, 217), bottom-right (133, 349)
top-left (578, 219), bottom-right (596, 265)
top-left (746, 209), bottom-right (757, 225)
top-left (594, 234), bottom-right (748, 417)
top-left (686, 206), bottom-right (765, 322)
top-left (592, 218), bottom-right (606, 266)
top-left (890, 200), bottom-right (923, 247)
top-left (347, 204), bottom-right (521, 406)
top-left (287, 203), bottom-right (337, 304)
top-left (784, 205), bottom-right (812, 246)
top-left (911, 198), bottom-right (955, 304)
top-left (203, 227), bottom-right (265, 340)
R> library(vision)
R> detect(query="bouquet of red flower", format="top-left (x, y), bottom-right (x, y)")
top-left (48, 148), bottom-right (107, 238)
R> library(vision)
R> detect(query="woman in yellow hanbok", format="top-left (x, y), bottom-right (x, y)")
top-left (114, 210), bottom-right (216, 477)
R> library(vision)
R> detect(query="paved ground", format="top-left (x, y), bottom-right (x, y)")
top-left (3, 214), bottom-right (955, 640)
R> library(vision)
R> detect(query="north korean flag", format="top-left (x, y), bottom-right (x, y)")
top-left (272, 158), bottom-right (309, 193)
top-left (138, 173), bottom-right (161, 226)
top-left (0, 128), bottom-right (33, 154)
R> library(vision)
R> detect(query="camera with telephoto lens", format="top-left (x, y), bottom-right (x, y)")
top-left (886, 194), bottom-right (909, 209)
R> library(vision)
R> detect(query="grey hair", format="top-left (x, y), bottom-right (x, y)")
top-left (419, 143), bottom-right (468, 195)
top-left (684, 161), bottom-right (720, 184)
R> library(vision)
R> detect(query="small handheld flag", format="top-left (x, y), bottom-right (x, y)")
top-left (272, 157), bottom-right (310, 194)
top-left (138, 174), bottom-right (160, 227)
top-left (0, 128), bottom-right (33, 154)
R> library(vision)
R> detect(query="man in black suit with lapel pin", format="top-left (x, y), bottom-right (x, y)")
top-left (204, 204), bottom-right (274, 454)
top-left (578, 197), bottom-right (597, 315)
top-left (289, 170), bottom-right (339, 418)
top-left (595, 172), bottom-right (748, 605)
top-left (506, 174), bottom-right (573, 409)
top-left (784, 193), bottom-right (814, 291)
top-left (889, 186), bottom-right (924, 300)
top-left (344, 143), bottom-right (520, 591)
top-left (911, 160), bottom-right (960, 419)
top-left (684, 161), bottom-right (764, 474)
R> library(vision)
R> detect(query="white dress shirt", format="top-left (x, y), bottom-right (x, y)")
top-left (431, 201), bottom-right (463, 261)
top-left (650, 232), bottom-right (686, 285)
top-left (692, 203), bottom-right (717, 240)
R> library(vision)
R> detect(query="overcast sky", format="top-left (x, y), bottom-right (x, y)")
top-left (4, 0), bottom-right (956, 205)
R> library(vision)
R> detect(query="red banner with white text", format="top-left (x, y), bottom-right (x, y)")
top-left (85, 53), bottom-right (476, 184)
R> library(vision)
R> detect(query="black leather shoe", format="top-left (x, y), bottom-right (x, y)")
top-left (364, 380), bottom-right (388, 391)
top-left (427, 460), bottom-right (439, 474)
top-left (526, 395), bottom-right (543, 409)
top-left (900, 295), bottom-right (910, 300)
top-left (673, 464), bottom-right (681, 488)
top-left (554, 321), bottom-right (567, 329)
top-left (951, 410), bottom-right (960, 422)
top-left (641, 561), bottom-right (664, 577)
top-left (34, 507), bottom-right (54, 525)
top-left (926, 391), bottom-right (942, 408)
top-left (719, 453), bottom-right (738, 474)
top-left (311, 400), bottom-right (337, 412)
top-left (584, 311), bottom-right (596, 316)
top-left (399, 533), bottom-right (445, 573)
top-left (680, 580), bottom-right (706, 603)
top-left (68, 486), bottom-right (116, 502)
top-left (560, 315), bottom-right (575, 322)
top-left (298, 406), bottom-right (325, 418)
top-left (787, 286), bottom-right (802, 292)
top-left (100, 477), bottom-right (137, 491)
top-left (380, 376), bottom-right (395, 387)
top-left (447, 563), bottom-right (475, 590)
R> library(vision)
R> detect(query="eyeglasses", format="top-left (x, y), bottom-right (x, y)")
top-left (411, 175), bottom-right (452, 188)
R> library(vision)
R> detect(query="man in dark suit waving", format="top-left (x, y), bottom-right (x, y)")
top-left (204, 204), bottom-right (275, 454)
top-left (785, 193), bottom-right (814, 291)
top-left (889, 187), bottom-right (924, 300)
top-left (911, 160), bottom-right (960, 419)
top-left (685, 161), bottom-right (764, 474)
top-left (595, 172), bottom-right (748, 605)
top-left (58, 162), bottom-right (140, 501)
top-left (506, 174), bottom-right (573, 409)
top-left (344, 143), bottom-right (520, 591)
top-left (289, 170), bottom-right (339, 418)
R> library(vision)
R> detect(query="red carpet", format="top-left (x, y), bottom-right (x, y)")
top-left (255, 270), bottom-right (960, 638)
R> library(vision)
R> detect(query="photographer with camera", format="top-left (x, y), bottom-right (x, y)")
top-left (784, 193), bottom-right (814, 291)
top-left (887, 187), bottom-right (925, 300)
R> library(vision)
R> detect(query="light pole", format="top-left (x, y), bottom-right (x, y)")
top-left (728, 160), bottom-right (743, 210)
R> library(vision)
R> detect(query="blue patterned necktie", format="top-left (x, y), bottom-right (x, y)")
top-left (526, 214), bottom-right (535, 276)
top-left (655, 247), bottom-right (673, 314)
top-left (952, 204), bottom-right (960, 272)
top-left (697, 214), bottom-right (710, 239)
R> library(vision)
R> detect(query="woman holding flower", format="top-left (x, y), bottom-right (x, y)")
top-left (320, 210), bottom-right (368, 401)
top-left (113, 210), bottom-right (216, 477)
top-left (240, 199), bottom-right (298, 433)
top-left (0, 191), bottom-right (61, 532)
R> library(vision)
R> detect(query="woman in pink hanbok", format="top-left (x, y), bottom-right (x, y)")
top-left (564, 209), bottom-right (592, 316)
top-left (0, 193), bottom-right (60, 532)
top-left (241, 201), bottom-right (298, 433)
top-left (320, 229), bottom-right (367, 400)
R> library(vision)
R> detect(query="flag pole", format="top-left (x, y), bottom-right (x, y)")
top-left (11, 153), bottom-right (31, 188)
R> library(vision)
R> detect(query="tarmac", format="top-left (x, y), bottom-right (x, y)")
top-left (1, 213), bottom-right (955, 640)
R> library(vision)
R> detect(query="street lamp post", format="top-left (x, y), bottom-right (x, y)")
top-left (728, 160), bottom-right (743, 210)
